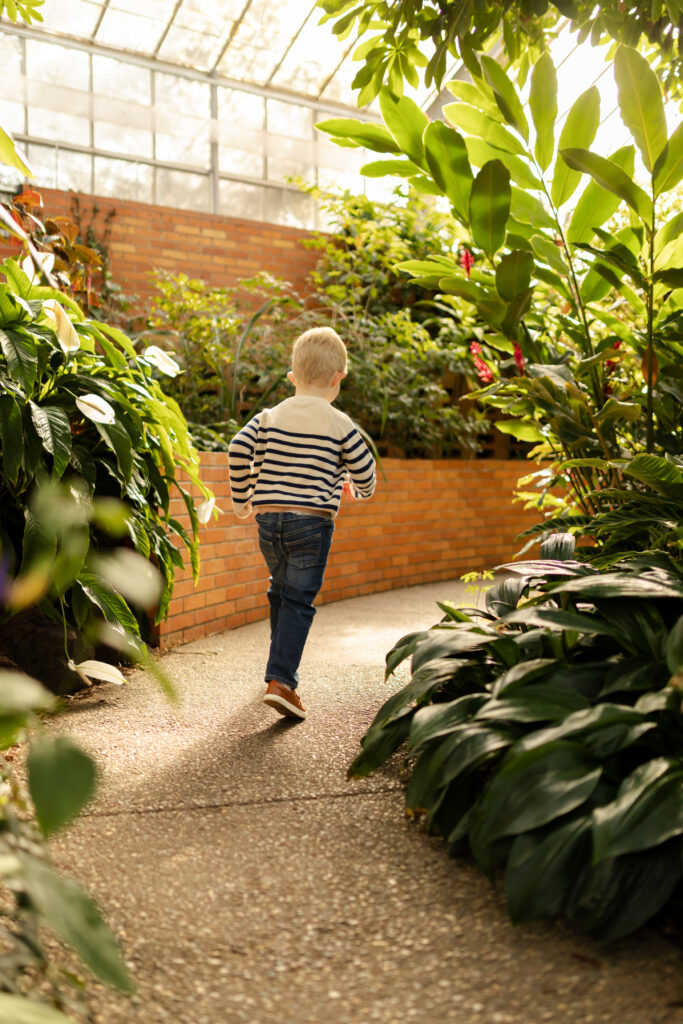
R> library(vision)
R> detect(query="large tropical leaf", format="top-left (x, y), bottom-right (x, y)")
top-left (315, 117), bottom-right (401, 154)
top-left (378, 89), bottom-right (428, 168)
top-left (28, 402), bottom-right (72, 479)
top-left (654, 122), bottom-right (683, 196)
top-left (423, 121), bottom-right (473, 222)
top-left (529, 51), bottom-right (557, 172)
top-left (0, 392), bottom-right (24, 483)
top-left (469, 159), bottom-right (510, 259)
top-left (592, 758), bottom-right (683, 860)
top-left (27, 736), bottom-right (97, 837)
top-left (480, 55), bottom-right (529, 141)
top-left (506, 815), bottom-right (592, 923)
top-left (443, 103), bottom-right (526, 156)
top-left (567, 145), bottom-right (635, 243)
top-left (623, 453), bottom-right (683, 499)
top-left (561, 147), bottom-right (653, 225)
top-left (0, 327), bottom-right (37, 394)
top-left (495, 249), bottom-right (534, 300)
top-left (614, 46), bottom-right (667, 174)
top-left (550, 86), bottom-right (600, 207)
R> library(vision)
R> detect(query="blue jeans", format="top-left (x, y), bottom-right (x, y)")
top-left (256, 512), bottom-right (335, 690)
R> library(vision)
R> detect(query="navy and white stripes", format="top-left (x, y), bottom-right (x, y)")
top-left (228, 395), bottom-right (376, 518)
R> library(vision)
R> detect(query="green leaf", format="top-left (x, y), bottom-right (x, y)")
top-left (423, 121), bottom-right (473, 223)
top-left (666, 614), bottom-right (683, 675)
top-left (529, 52), bottom-right (557, 172)
top-left (495, 419), bottom-right (544, 442)
top-left (359, 158), bottom-right (421, 177)
top-left (19, 855), bottom-right (134, 991)
top-left (0, 995), bottom-right (74, 1024)
top-left (28, 403), bottom-right (72, 479)
top-left (0, 327), bottom-right (37, 394)
top-left (567, 145), bottom-right (635, 243)
top-left (470, 741), bottom-right (601, 861)
top-left (464, 136), bottom-right (541, 190)
top-left (0, 124), bottom-right (32, 176)
top-left (378, 89), bottom-right (429, 168)
top-left (592, 759), bottom-right (683, 861)
top-left (595, 397), bottom-right (641, 425)
top-left (480, 55), bottom-right (529, 141)
top-left (623, 453), bottom-right (683, 498)
top-left (551, 86), bottom-right (600, 208)
top-left (469, 160), bottom-right (510, 259)
top-left (0, 392), bottom-right (24, 483)
top-left (561, 147), bottom-right (653, 226)
top-left (409, 694), bottom-right (488, 753)
top-left (315, 118), bottom-right (401, 154)
top-left (506, 816), bottom-right (592, 923)
top-left (28, 736), bottom-right (97, 837)
top-left (443, 103), bottom-right (526, 155)
top-left (654, 122), bottom-right (683, 196)
top-left (95, 420), bottom-right (134, 484)
top-left (614, 46), bottom-right (667, 174)
top-left (0, 670), bottom-right (54, 715)
top-left (510, 189), bottom-right (555, 230)
top-left (495, 250), bottom-right (534, 300)
top-left (78, 572), bottom-right (141, 637)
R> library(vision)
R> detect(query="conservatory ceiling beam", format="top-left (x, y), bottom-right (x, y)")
top-left (153, 0), bottom-right (186, 56)
top-left (265, 0), bottom-right (318, 85)
top-left (90, 0), bottom-right (112, 40)
top-left (0, 22), bottom-right (379, 119)
top-left (209, 0), bottom-right (254, 75)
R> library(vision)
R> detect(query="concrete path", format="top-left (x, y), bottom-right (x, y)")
top-left (52, 581), bottom-right (683, 1024)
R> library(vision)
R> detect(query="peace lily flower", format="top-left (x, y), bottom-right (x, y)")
top-left (22, 251), bottom-right (55, 283)
top-left (75, 393), bottom-right (116, 424)
top-left (42, 298), bottom-right (80, 354)
top-left (68, 659), bottom-right (126, 687)
top-left (142, 345), bottom-right (182, 377)
top-left (196, 496), bottom-right (221, 524)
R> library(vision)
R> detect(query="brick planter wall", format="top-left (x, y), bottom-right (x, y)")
top-left (1, 187), bottom-right (320, 303)
top-left (158, 455), bottom-right (539, 649)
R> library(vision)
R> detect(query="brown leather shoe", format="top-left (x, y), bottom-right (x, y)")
top-left (263, 680), bottom-right (307, 720)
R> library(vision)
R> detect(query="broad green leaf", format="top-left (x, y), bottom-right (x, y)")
top-left (1, 257), bottom-right (34, 298)
top-left (506, 816), bottom-right (591, 923)
top-left (0, 994), bottom-right (74, 1024)
top-left (510, 188), bottom-right (555, 230)
top-left (495, 419), bottom-right (544, 442)
top-left (28, 402), bottom-right (72, 479)
top-left (561, 147), bottom-right (653, 226)
top-left (592, 758), bottom-right (683, 860)
top-left (78, 571), bottom-right (142, 636)
top-left (0, 670), bottom-right (54, 715)
top-left (495, 250), bottom-right (534, 300)
top-left (0, 124), bottom-right (32, 176)
top-left (19, 855), bottom-right (134, 991)
top-left (623, 453), bottom-right (683, 498)
top-left (567, 145), bottom-right (635, 243)
top-left (437, 276), bottom-right (482, 303)
top-left (551, 86), bottom-right (600, 207)
top-left (0, 392), bottom-right (24, 483)
top-left (443, 103), bottom-right (526, 155)
top-left (464, 136), bottom-right (541, 190)
top-left (446, 79), bottom-right (501, 120)
top-left (529, 233), bottom-right (568, 275)
top-left (614, 46), bottom-right (667, 174)
top-left (481, 55), bottom-right (529, 141)
top-left (379, 89), bottom-right (429, 168)
top-left (666, 614), bottom-right (683, 675)
top-left (359, 158), bottom-right (421, 177)
top-left (423, 121), bottom-right (473, 223)
top-left (314, 118), bottom-right (401, 154)
top-left (407, 726), bottom-right (510, 812)
top-left (654, 122), bottom-right (683, 195)
top-left (28, 736), bottom-right (97, 836)
top-left (595, 397), bottom-right (641, 425)
top-left (529, 52), bottom-right (557, 172)
top-left (409, 694), bottom-right (488, 753)
top-left (0, 327), bottom-right (37, 393)
top-left (95, 420), bottom-right (134, 484)
top-left (469, 159), bottom-right (510, 259)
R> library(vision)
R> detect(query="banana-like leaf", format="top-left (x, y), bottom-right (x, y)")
top-left (407, 726), bottom-right (510, 812)
top-left (550, 86), bottom-right (600, 208)
top-left (624, 453), bottom-right (683, 498)
top-left (469, 159), bottom-right (510, 259)
top-left (423, 121), bottom-right (473, 223)
top-left (529, 52), bottom-right (557, 172)
top-left (567, 145), bottom-right (635, 243)
top-left (614, 46), bottom-right (667, 175)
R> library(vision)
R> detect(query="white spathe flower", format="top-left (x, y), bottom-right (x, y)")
top-left (22, 252), bottom-right (55, 283)
top-left (68, 659), bottom-right (126, 686)
top-left (142, 345), bottom-right (182, 377)
top-left (75, 393), bottom-right (116, 424)
top-left (42, 298), bottom-right (80, 353)
top-left (196, 496), bottom-right (222, 525)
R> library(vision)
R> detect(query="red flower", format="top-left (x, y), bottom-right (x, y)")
top-left (470, 341), bottom-right (482, 355)
top-left (460, 249), bottom-right (475, 278)
top-left (473, 354), bottom-right (494, 383)
top-left (513, 343), bottom-right (525, 374)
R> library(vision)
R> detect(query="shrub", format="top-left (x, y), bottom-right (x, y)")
top-left (351, 537), bottom-right (683, 940)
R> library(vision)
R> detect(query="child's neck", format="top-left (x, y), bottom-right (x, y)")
top-left (294, 384), bottom-right (338, 403)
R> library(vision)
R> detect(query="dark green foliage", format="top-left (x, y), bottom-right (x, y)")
top-left (351, 544), bottom-right (683, 941)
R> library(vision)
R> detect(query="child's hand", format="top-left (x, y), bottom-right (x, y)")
top-left (341, 480), bottom-right (355, 503)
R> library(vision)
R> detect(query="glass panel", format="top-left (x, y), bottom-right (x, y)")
top-left (92, 56), bottom-right (151, 104)
top-left (157, 26), bottom-right (225, 70)
top-left (155, 73), bottom-right (210, 118)
top-left (94, 121), bottom-right (153, 159)
top-left (2, 34), bottom-right (23, 81)
top-left (0, 162), bottom-right (25, 193)
top-left (38, 0), bottom-right (103, 35)
top-left (95, 9), bottom-right (167, 53)
top-left (219, 180), bottom-right (265, 222)
top-left (264, 187), bottom-right (314, 229)
top-left (94, 156), bottom-right (153, 202)
top-left (156, 167), bottom-right (210, 211)
top-left (267, 155), bottom-right (314, 184)
top-left (28, 107), bottom-right (90, 147)
top-left (219, 147), bottom-right (263, 177)
top-left (56, 149), bottom-right (93, 193)
top-left (26, 39), bottom-right (90, 91)
top-left (27, 144), bottom-right (57, 189)
top-left (216, 89), bottom-right (264, 176)
top-left (270, 15), bottom-right (349, 97)
top-left (215, 0), bottom-right (316, 85)
top-left (177, 0), bottom-right (245, 31)
top-left (266, 100), bottom-right (312, 140)
top-left (110, 0), bottom-right (175, 16)
top-left (155, 125), bottom-right (209, 167)
top-left (0, 100), bottom-right (25, 136)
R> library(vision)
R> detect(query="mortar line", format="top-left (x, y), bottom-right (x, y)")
top-left (78, 784), bottom-right (403, 821)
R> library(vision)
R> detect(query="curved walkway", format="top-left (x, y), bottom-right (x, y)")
top-left (53, 581), bottom-right (683, 1024)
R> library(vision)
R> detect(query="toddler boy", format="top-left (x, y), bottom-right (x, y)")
top-left (228, 327), bottom-right (376, 720)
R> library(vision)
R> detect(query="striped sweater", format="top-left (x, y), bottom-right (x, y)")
top-left (228, 395), bottom-right (376, 518)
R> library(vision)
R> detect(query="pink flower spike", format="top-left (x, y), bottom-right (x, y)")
top-left (473, 354), bottom-right (494, 384)
top-left (470, 341), bottom-right (482, 355)
top-left (460, 249), bottom-right (475, 278)
top-left (514, 343), bottom-right (525, 374)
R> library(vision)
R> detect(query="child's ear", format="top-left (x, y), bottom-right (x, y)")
top-left (330, 370), bottom-right (346, 386)
top-left (287, 371), bottom-right (296, 386)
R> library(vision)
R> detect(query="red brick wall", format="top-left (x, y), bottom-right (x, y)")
top-left (158, 455), bottom-right (538, 648)
top-left (2, 187), bottom-right (319, 303)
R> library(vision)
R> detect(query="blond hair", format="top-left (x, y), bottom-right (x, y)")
top-left (291, 327), bottom-right (347, 387)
